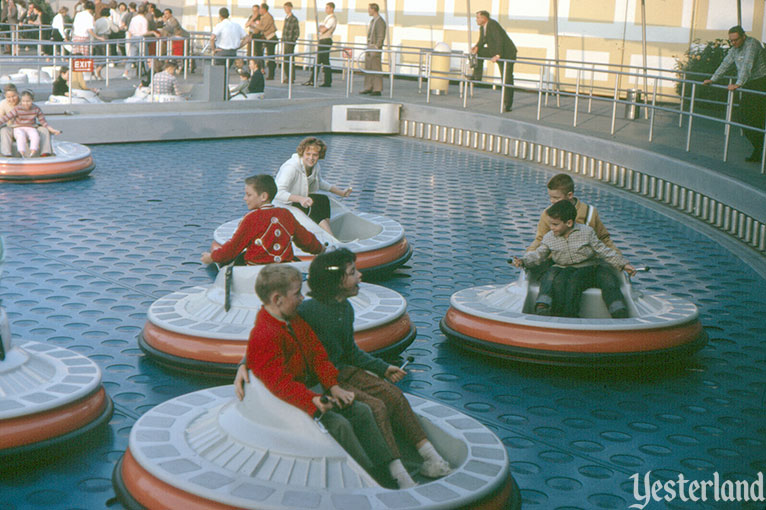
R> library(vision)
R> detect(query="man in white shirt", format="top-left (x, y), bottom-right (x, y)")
top-left (210, 7), bottom-right (251, 66)
top-left (72, 1), bottom-right (105, 56)
top-left (123, 3), bottom-right (151, 77)
top-left (304, 2), bottom-right (336, 87)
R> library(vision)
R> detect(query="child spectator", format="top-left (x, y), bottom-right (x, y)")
top-left (0, 91), bottom-right (61, 158)
top-left (514, 200), bottom-right (636, 318)
top-left (229, 67), bottom-right (250, 98)
top-left (201, 174), bottom-right (324, 266)
top-left (248, 59), bottom-right (265, 94)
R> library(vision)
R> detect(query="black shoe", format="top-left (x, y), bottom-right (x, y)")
top-left (359, 89), bottom-right (372, 95)
top-left (369, 91), bottom-right (381, 96)
top-left (302, 80), bottom-right (314, 86)
top-left (746, 149), bottom-right (762, 162)
top-left (611, 308), bottom-right (629, 319)
top-left (319, 83), bottom-right (331, 87)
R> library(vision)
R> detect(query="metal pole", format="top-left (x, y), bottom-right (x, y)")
top-left (574, 68), bottom-right (581, 127)
top-left (105, 43), bottom-right (110, 88)
top-left (723, 87), bottom-right (734, 162)
top-left (426, 52), bottom-right (432, 103)
top-left (617, 0), bottom-right (629, 102)
top-left (68, 54), bottom-right (73, 105)
top-left (537, 66), bottom-right (544, 120)
top-left (553, 0), bottom-right (560, 105)
top-left (641, 0), bottom-right (649, 119)
top-left (737, 0), bottom-right (742, 26)
top-left (207, 0), bottom-right (213, 33)
top-left (183, 39), bottom-right (188, 80)
top-left (687, 0), bottom-right (698, 56)
top-left (383, 0), bottom-right (394, 98)
top-left (313, 0), bottom-right (320, 88)
top-left (649, 75), bottom-right (658, 141)
top-left (499, 59), bottom-right (506, 113)
top-left (611, 74), bottom-right (619, 135)
top-left (588, 63), bottom-right (594, 112)
top-left (686, 83), bottom-right (696, 151)
top-left (679, 76), bottom-right (686, 127)
top-left (346, 52), bottom-right (351, 97)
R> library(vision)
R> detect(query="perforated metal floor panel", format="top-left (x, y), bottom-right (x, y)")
top-left (0, 135), bottom-right (764, 510)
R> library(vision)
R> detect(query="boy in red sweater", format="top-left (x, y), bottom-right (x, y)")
top-left (244, 264), bottom-right (415, 488)
top-left (201, 174), bottom-right (324, 266)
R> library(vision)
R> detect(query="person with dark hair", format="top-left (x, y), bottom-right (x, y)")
top-left (527, 173), bottom-right (619, 253)
top-left (149, 60), bottom-right (182, 96)
top-left (240, 264), bottom-right (416, 489)
top-left (470, 10), bottom-right (516, 112)
top-left (513, 200), bottom-right (637, 318)
top-left (210, 6), bottom-right (251, 66)
top-left (201, 174), bottom-right (324, 266)
top-left (280, 2), bottom-right (298, 83)
top-left (274, 136), bottom-right (352, 236)
top-left (72, 0), bottom-right (106, 56)
top-left (252, 2), bottom-right (277, 79)
top-left (359, 3), bottom-right (386, 96)
top-left (304, 2), bottom-right (335, 87)
top-left (235, 250), bottom-right (451, 485)
top-left (0, 90), bottom-right (61, 158)
top-left (703, 25), bottom-right (766, 162)
top-left (247, 58), bottom-right (265, 93)
top-left (1, 84), bottom-right (54, 156)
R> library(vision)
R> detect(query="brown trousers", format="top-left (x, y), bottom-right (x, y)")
top-left (338, 366), bottom-right (425, 459)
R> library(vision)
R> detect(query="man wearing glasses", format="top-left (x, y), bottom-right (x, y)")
top-left (704, 25), bottom-right (766, 162)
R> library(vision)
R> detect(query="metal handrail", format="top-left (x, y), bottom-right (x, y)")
top-left (3, 36), bottom-right (764, 173)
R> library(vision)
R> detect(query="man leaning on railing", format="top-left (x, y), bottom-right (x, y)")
top-left (703, 25), bottom-right (766, 163)
top-left (470, 10), bottom-right (517, 113)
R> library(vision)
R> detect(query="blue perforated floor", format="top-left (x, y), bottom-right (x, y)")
top-left (1, 135), bottom-right (764, 510)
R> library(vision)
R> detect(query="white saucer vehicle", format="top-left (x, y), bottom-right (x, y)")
top-left (112, 376), bottom-right (520, 510)
top-left (440, 268), bottom-right (708, 366)
top-left (0, 240), bottom-right (112, 464)
top-left (212, 195), bottom-right (413, 278)
top-left (0, 141), bottom-right (95, 183)
top-left (139, 262), bottom-right (416, 376)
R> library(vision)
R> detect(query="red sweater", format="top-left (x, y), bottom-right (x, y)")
top-left (246, 307), bottom-right (339, 416)
top-left (211, 204), bottom-right (323, 265)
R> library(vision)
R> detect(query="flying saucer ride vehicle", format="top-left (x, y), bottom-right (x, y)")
top-left (441, 268), bottom-right (707, 366)
top-left (139, 262), bottom-right (416, 376)
top-left (112, 375), bottom-right (520, 510)
top-left (0, 141), bottom-right (95, 183)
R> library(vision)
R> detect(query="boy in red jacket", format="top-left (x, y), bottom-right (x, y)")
top-left (201, 174), bottom-right (324, 266)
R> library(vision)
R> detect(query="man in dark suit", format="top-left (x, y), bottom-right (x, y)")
top-left (471, 10), bottom-right (517, 112)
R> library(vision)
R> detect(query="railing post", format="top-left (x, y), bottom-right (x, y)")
top-left (425, 52), bottom-right (432, 104)
top-left (462, 57), bottom-right (469, 109)
top-left (346, 51), bottom-right (351, 97)
top-left (573, 68), bottom-right (581, 127)
top-left (723, 86), bottom-right (734, 162)
top-left (649, 75), bottom-right (658, 142)
top-left (150, 57), bottom-right (155, 102)
top-left (588, 63), bottom-right (594, 113)
top-left (183, 39), bottom-right (188, 80)
top-left (610, 74), bottom-right (619, 135)
top-left (105, 42), bottom-right (110, 88)
top-left (686, 83), bottom-right (696, 152)
top-left (537, 66), bottom-right (544, 121)
top-left (418, 50), bottom-right (423, 94)
top-left (68, 53), bottom-right (73, 105)
top-left (679, 79), bottom-right (687, 127)
top-left (388, 48), bottom-right (394, 98)
top-left (499, 59), bottom-right (506, 114)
